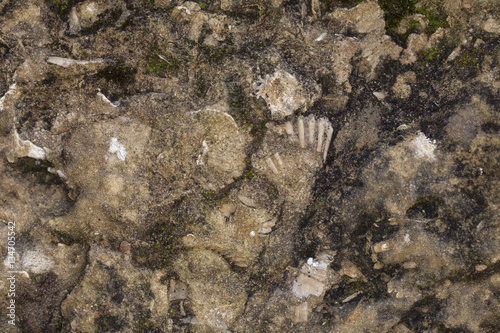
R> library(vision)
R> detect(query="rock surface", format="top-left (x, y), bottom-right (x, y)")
top-left (0, 0), bottom-right (498, 332)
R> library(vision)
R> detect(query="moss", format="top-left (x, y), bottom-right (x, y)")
top-left (416, 6), bottom-right (448, 34)
top-left (402, 19), bottom-right (420, 39)
top-left (137, 311), bottom-right (157, 332)
top-left (380, 0), bottom-right (448, 36)
top-left (422, 47), bottom-right (443, 61)
top-left (250, 119), bottom-right (267, 137)
top-left (51, 0), bottom-right (79, 18)
top-left (226, 78), bottom-right (268, 136)
top-left (228, 82), bottom-right (247, 110)
top-left (380, 0), bottom-right (421, 31)
top-left (195, 76), bottom-right (210, 97)
top-left (208, 47), bottom-right (233, 64)
top-left (243, 167), bottom-right (254, 179)
top-left (450, 46), bottom-right (483, 79)
top-left (201, 183), bottom-right (238, 203)
top-left (417, 47), bottom-right (444, 69)
top-left (408, 19), bottom-right (420, 28)
top-left (146, 224), bottom-right (175, 270)
top-left (202, 189), bottom-right (217, 201)
top-left (53, 0), bottom-right (69, 12)
top-left (146, 48), bottom-right (179, 77)
top-left (453, 48), bottom-right (481, 69)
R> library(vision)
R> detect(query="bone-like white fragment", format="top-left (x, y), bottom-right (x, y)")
top-left (259, 218), bottom-right (277, 234)
top-left (285, 121), bottom-right (294, 139)
top-left (107, 137), bottom-right (127, 161)
top-left (97, 91), bottom-right (119, 107)
top-left (315, 32), bottom-right (327, 42)
top-left (298, 116), bottom-right (305, 148)
top-left (316, 118), bottom-right (326, 153)
top-left (324, 122), bottom-right (334, 161)
top-left (262, 220), bottom-right (276, 229)
top-left (307, 115), bottom-right (316, 146)
top-left (69, 7), bottom-right (81, 34)
top-left (13, 129), bottom-right (46, 160)
top-left (266, 157), bottom-right (279, 174)
top-left (48, 167), bottom-right (67, 180)
top-left (46, 57), bottom-right (107, 68)
top-left (274, 153), bottom-right (283, 170)
top-left (342, 291), bottom-right (362, 303)
top-left (260, 227), bottom-right (272, 234)
top-left (0, 83), bottom-right (17, 111)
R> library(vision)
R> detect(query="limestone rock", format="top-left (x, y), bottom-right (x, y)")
top-left (61, 245), bottom-right (168, 332)
top-left (0, 0), bottom-right (497, 331)
top-left (174, 249), bottom-right (247, 329)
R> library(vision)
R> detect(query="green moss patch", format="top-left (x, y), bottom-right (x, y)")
top-left (146, 48), bottom-right (179, 77)
top-left (380, 0), bottom-right (448, 36)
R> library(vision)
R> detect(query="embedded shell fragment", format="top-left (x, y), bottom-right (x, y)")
top-left (260, 114), bottom-right (333, 179)
top-left (254, 69), bottom-right (320, 120)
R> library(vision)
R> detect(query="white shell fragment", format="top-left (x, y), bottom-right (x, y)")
top-left (69, 7), bottom-right (80, 33)
top-left (266, 157), bottom-right (279, 174)
top-left (97, 90), bottom-right (119, 107)
top-left (22, 250), bottom-right (55, 274)
top-left (292, 253), bottom-right (335, 298)
top-left (258, 218), bottom-right (277, 234)
top-left (280, 115), bottom-right (333, 162)
top-left (254, 69), bottom-right (308, 120)
top-left (324, 122), bottom-right (334, 162)
top-left (266, 153), bottom-right (284, 175)
top-left (307, 115), bottom-right (316, 146)
top-left (46, 57), bottom-right (109, 68)
top-left (196, 140), bottom-right (210, 166)
top-left (410, 132), bottom-right (436, 161)
top-left (0, 83), bottom-right (17, 111)
top-left (316, 118), bottom-right (326, 153)
top-left (13, 129), bottom-right (47, 160)
top-left (315, 32), bottom-right (327, 42)
top-left (47, 167), bottom-right (67, 180)
top-left (342, 291), bottom-right (363, 303)
top-left (285, 121), bottom-right (294, 137)
top-left (298, 116), bottom-right (305, 148)
top-left (274, 153), bottom-right (284, 170)
top-left (106, 137), bottom-right (127, 161)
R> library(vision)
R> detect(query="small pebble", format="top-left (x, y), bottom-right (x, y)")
top-left (373, 240), bottom-right (391, 253)
top-left (475, 264), bottom-right (487, 272)
top-left (403, 261), bottom-right (417, 269)
top-left (120, 241), bottom-right (131, 253)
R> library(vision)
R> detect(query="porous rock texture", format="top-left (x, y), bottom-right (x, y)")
top-left (0, 0), bottom-right (499, 332)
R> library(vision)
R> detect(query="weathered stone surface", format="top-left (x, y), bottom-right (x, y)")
top-left (0, 0), bottom-right (498, 331)
top-left (174, 249), bottom-right (247, 329)
top-left (60, 245), bottom-right (169, 332)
